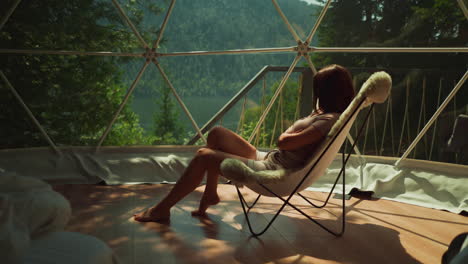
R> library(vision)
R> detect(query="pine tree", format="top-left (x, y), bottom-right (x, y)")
top-left (152, 83), bottom-right (185, 145)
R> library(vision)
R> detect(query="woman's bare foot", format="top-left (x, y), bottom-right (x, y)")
top-left (191, 194), bottom-right (220, 217)
top-left (134, 206), bottom-right (170, 222)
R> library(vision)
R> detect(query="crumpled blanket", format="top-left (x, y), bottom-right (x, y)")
top-left (0, 172), bottom-right (71, 263)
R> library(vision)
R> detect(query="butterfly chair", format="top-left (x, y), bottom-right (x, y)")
top-left (220, 71), bottom-right (392, 237)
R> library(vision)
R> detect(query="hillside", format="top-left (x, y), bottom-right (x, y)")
top-left (126, 0), bottom-right (321, 97)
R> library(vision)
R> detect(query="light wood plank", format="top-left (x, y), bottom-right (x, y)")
top-left (53, 184), bottom-right (468, 264)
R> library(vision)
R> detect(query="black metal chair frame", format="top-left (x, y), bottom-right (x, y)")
top-left (235, 99), bottom-right (374, 237)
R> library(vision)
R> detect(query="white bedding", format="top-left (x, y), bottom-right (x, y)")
top-left (0, 173), bottom-right (118, 264)
top-left (0, 174), bottom-right (71, 263)
top-left (23, 231), bottom-right (119, 264)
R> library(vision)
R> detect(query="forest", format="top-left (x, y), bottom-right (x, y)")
top-left (0, 0), bottom-right (466, 163)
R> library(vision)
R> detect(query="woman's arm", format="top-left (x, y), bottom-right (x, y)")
top-left (277, 124), bottom-right (324, 151)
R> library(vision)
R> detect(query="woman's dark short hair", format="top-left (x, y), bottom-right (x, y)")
top-left (313, 64), bottom-right (355, 113)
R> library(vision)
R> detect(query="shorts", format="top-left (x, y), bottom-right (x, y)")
top-left (246, 150), bottom-right (283, 171)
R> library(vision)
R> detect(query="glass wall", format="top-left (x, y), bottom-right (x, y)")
top-left (1, 0), bottom-right (466, 165)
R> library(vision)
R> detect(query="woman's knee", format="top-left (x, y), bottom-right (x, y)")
top-left (195, 147), bottom-right (216, 162)
top-left (207, 126), bottom-right (227, 147)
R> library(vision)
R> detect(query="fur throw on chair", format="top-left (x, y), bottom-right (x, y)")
top-left (328, 71), bottom-right (391, 137)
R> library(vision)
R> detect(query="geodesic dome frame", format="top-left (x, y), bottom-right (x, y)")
top-left (1, 0), bottom-right (467, 168)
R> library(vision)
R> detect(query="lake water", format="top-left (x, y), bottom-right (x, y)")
top-left (131, 95), bottom-right (248, 136)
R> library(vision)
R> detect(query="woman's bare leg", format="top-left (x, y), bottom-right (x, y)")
top-left (133, 151), bottom-right (202, 222)
top-left (207, 126), bottom-right (257, 158)
top-left (191, 167), bottom-right (220, 217)
top-left (134, 147), bottom-right (251, 222)
top-left (191, 126), bottom-right (257, 215)
top-left (134, 127), bottom-right (257, 222)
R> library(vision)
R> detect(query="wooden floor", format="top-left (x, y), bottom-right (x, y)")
top-left (53, 184), bottom-right (467, 264)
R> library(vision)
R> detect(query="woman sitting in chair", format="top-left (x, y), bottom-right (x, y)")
top-left (134, 64), bottom-right (355, 222)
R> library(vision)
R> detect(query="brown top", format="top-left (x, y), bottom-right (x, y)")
top-left (268, 112), bottom-right (340, 169)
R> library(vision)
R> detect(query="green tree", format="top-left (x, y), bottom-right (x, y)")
top-left (240, 80), bottom-right (300, 148)
top-left (152, 82), bottom-right (185, 145)
top-left (0, 0), bottom-right (161, 148)
top-left (311, 0), bottom-right (467, 160)
top-left (312, 0), bottom-right (466, 69)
